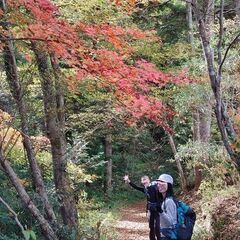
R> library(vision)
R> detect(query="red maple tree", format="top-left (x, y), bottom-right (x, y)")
top-left (6, 0), bottom-right (190, 131)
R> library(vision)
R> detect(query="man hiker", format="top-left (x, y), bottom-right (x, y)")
top-left (124, 175), bottom-right (161, 240)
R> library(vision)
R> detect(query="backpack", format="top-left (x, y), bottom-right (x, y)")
top-left (174, 199), bottom-right (196, 240)
top-left (161, 199), bottom-right (196, 240)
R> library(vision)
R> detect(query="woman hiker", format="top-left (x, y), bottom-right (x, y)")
top-left (156, 174), bottom-right (177, 240)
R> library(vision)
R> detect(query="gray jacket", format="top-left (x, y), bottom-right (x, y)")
top-left (160, 197), bottom-right (177, 229)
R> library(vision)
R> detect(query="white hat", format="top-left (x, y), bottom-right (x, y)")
top-left (156, 174), bottom-right (173, 185)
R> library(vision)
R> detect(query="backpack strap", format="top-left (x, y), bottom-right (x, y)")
top-left (173, 198), bottom-right (190, 213)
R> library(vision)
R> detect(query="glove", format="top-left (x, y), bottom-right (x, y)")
top-left (123, 175), bottom-right (130, 183)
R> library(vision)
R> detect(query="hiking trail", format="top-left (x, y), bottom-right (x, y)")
top-left (115, 201), bottom-right (149, 240)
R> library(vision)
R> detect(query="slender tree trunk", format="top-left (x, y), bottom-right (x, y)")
top-left (167, 132), bottom-right (188, 192)
top-left (186, 0), bottom-right (205, 190)
top-left (192, 110), bottom-right (200, 141)
top-left (194, 105), bottom-right (212, 191)
top-left (198, 18), bottom-right (240, 167)
top-left (193, 165), bottom-right (202, 191)
top-left (221, 100), bottom-right (236, 139)
top-left (192, 104), bottom-right (212, 191)
top-left (0, 0), bottom-right (56, 222)
top-left (187, 0), bottom-right (206, 189)
top-left (32, 42), bottom-right (77, 227)
top-left (192, 110), bottom-right (202, 191)
top-left (104, 134), bottom-right (113, 194)
top-left (192, 0), bottom-right (240, 168)
top-left (0, 150), bottom-right (58, 240)
top-left (194, 0), bottom-right (214, 191)
top-left (186, 1), bottom-right (194, 48)
top-left (199, 106), bottom-right (212, 143)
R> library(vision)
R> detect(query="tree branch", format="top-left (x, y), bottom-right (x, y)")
top-left (0, 37), bottom-right (52, 42)
top-left (0, 196), bottom-right (26, 238)
top-left (218, 33), bottom-right (240, 75)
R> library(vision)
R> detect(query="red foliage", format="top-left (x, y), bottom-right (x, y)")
top-left (110, 0), bottom-right (137, 12)
top-left (77, 23), bottom-right (155, 55)
top-left (6, 0), bottom-right (190, 131)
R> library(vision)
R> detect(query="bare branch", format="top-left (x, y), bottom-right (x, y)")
top-left (0, 37), bottom-right (52, 42)
top-left (218, 33), bottom-right (240, 75)
top-left (0, 196), bottom-right (27, 238)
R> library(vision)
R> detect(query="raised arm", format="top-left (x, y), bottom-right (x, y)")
top-left (123, 175), bottom-right (145, 193)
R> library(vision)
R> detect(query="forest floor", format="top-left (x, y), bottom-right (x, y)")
top-left (184, 185), bottom-right (240, 240)
top-left (210, 193), bottom-right (240, 240)
top-left (115, 200), bottom-right (149, 240)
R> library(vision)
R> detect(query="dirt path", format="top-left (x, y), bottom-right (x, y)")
top-left (115, 201), bottom-right (149, 240)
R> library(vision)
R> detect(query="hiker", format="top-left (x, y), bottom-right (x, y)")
top-left (124, 174), bottom-right (161, 240)
top-left (156, 174), bottom-right (177, 240)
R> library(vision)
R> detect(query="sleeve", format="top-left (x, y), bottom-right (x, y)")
top-left (129, 181), bottom-right (145, 193)
top-left (160, 198), bottom-right (177, 226)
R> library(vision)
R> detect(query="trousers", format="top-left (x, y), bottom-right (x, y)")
top-left (149, 210), bottom-right (160, 240)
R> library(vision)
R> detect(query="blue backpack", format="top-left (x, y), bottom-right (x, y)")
top-left (174, 199), bottom-right (196, 240)
top-left (161, 199), bottom-right (196, 240)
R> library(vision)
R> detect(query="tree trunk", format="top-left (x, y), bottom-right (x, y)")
top-left (186, 1), bottom-right (194, 47)
top-left (193, 165), bottom-right (202, 191)
top-left (198, 18), bottom-right (240, 167)
top-left (104, 134), bottom-right (113, 194)
top-left (194, 0), bottom-right (214, 191)
top-left (199, 104), bottom-right (212, 143)
top-left (50, 54), bottom-right (65, 129)
top-left (192, 102), bottom-right (212, 190)
top-left (167, 132), bottom-right (188, 192)
top-left (186, 1), bottom-right (206, 190)
top-left (0, 150), bottom-right (58, 240)
top-left (192, 110), bottom-right (200, 141)
top-left (221, 100), bottom-right (236, 139)
top-left (192, 0), bottom-right (240, 168)
top-left (192, 110), bottom-right (202, 191)
top-left (0, 0), bottom-right (56, 223)
top-left (205, 0), bottom-right (215, 25)
top-left (32, 43), bottom-right (77, 227)
top-left (194, 104), bottom-right (212, 191)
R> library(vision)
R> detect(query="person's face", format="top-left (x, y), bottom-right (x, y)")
top-left (157, 180), bottom-right (168, 193)
top-left (141, 177), bottom-right (150, 186)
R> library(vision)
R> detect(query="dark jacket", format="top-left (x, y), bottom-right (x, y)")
top-left (129, 181), bottom-right (159, 203)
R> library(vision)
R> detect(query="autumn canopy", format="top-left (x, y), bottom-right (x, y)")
top-left (1, 0), bottom-right (190, 131)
